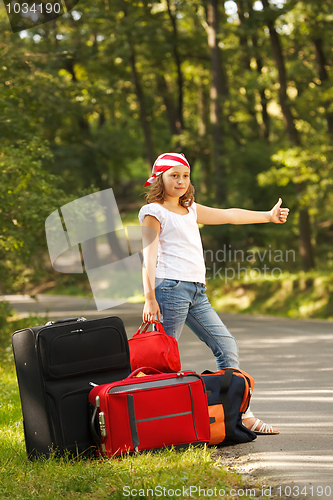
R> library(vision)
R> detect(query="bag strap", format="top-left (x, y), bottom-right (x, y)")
top-left (127, 367), bottom-right (163, 378)
top-left (218, 368), bottom-right (235, 440)
top-left (219, 368), bottom-right (234, 393)
top-left (127, 394), bottom-right (139, 451)
top-left (133, 321), bottom-right (164, 336)
top-left (138, 322), bottom-right (150, 334)
top-left (201, 368), bottom-right (238, 439)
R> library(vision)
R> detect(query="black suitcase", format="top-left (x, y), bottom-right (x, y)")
top-left (12, 316), bottom-right (131, 459)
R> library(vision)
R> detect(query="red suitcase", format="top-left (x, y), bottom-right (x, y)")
top-left (89, 368), bottom-right (210, 457)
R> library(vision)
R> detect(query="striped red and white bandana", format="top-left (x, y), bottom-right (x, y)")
top-left (144, 152), bottom-right (190, 187)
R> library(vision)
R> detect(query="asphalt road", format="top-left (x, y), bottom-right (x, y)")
top-left (5, 294), bottom-right (333, 499)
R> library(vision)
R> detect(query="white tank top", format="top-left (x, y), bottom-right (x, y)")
top-left (138, 202), bottom-right (206, 284)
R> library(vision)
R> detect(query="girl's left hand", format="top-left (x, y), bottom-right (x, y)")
top-left (270, 198), bottom-right (290, 224)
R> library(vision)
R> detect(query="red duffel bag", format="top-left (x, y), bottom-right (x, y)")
top-left (129, 321), bottom-right (181, 373)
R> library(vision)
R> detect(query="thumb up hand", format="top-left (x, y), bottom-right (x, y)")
top-left (270, 198), bottom-right (290, 224)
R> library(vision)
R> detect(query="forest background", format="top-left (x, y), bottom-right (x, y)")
top-left (1, 0), bottom-right (333, 322)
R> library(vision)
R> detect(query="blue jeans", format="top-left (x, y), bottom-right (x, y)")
top-left (154, 279), bottom-right (239, 370)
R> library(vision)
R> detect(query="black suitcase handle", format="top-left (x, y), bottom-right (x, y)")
top-left (45, 317), bottom-right (87, 326)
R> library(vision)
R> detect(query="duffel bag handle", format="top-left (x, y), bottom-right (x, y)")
top-left (133, 321), bottom-right (164, 336)
top-left (127, 367), bottom-right (163, 378)
top-left (45, 317), bottom-right (87, 326)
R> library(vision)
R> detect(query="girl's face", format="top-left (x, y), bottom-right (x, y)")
top-left (162, 166), bottom-right (191, 199)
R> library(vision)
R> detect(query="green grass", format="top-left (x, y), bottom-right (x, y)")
top-left (0, 366), bottom-right (263, 500)
top-left (43, 274), bottom-right (93, 297)
top-left (0, 315), bottom-right (265, 500)
top-left (207, 270), bottom-right (333, 320)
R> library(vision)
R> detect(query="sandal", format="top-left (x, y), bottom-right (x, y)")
top-left (242, 412), bottom-right (279, 435)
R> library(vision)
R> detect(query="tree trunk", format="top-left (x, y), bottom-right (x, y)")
top-left (166, 0), bottom-right (184, 131)
top-left (262, 0), bottom-right (315, 270)
top-left (156, 73), bottom-right (181, 136)
top-left (313, 37), bottom-right (333, 138)
top-left (253, 41), bottom-right (270, 140)
top-left (206, 0), bottom-right (227, 203)
top-left (122, 2), bottom-right (155, 167)
top-left (128, 43), bottom-right (155, 167)
top-left (299, 207), bottom-right (315, 272)
top-left (262, 0), bottom-right (300, 145)
top-left (236, 0), bottom-right (266, 140)
top-left (246, 0), bottom-right (270, 139)
top-left (197, 86), bottom-right (213, 197)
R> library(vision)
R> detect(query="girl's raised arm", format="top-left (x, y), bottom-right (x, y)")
top-left (196, 198), bottom-right (289, 225)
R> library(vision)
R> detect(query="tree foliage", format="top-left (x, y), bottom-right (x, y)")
top-left (1, 0), bottom-right (332, 293)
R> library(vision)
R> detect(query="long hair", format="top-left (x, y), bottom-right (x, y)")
top-left (144, 174), bottom-right (195, 207)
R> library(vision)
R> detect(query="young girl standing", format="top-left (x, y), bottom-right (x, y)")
top-left (138, 152), bottom-right (289, 434)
